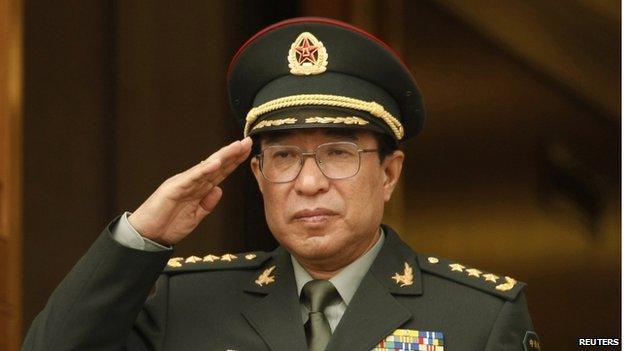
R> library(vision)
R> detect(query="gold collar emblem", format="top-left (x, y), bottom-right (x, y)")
top-left (288, 32), bottom-right (328, 75)
top-left (391, 262), bottom-right (414, 287)
top-left (255, 266), bottom-right (276, 286)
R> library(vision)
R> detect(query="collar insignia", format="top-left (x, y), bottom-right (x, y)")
top-left (391, 262), bottom-right (414, 287)
top-left (288, 32), bottom-right (328, 75)
top-left (255, 266), bottom-right (276, 286)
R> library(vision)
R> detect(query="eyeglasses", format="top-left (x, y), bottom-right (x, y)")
top-left (255, 141), bottom-right (378, 183)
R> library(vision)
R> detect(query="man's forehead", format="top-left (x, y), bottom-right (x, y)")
top-left (260, 128), bottom-right (364, 145)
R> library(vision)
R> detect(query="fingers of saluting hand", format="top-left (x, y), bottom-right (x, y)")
top-left (205, 137), bottom-right (251, 167)
top-left (197, 185), bottom-right (223, 216)
top-left (185, 137), bottom-right (253, 188)
top-left (207, 139), bottom-right (253, 185)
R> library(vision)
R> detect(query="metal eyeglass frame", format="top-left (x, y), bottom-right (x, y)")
top-left (255, 141), bottom-right (379, 183)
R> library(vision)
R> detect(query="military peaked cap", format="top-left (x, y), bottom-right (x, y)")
top-left (227, 17), bottom-right (425, 141)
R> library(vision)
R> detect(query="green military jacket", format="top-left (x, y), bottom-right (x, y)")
top-left (23, 217), bottom-right (538, 350)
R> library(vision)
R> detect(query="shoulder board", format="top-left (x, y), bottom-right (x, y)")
top-left (417, 253), bottom-right (526, 301)
top-left (163, 251), bottom-right (271, 275)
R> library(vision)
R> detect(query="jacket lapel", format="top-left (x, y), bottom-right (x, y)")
top-left (326, 224), bottom-right (423, 351)
top-left (242, 247), bottom-right (307, 350)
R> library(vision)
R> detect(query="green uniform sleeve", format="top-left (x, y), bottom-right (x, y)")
top-left (484, 292), bottom-right (541, 351)
top-left (22, 217), bottom-right (172, 351)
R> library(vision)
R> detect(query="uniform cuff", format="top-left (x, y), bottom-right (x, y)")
top-left (111, 211), bottom-right (172, 252)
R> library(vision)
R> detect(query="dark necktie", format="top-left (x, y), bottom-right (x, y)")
top-left (301, 280), bottom-right (339, 351)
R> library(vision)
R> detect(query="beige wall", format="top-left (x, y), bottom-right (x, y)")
top-left (0, 0), bottom-right (22, 349)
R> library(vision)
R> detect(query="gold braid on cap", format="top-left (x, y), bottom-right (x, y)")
top-left (244, 94), bottom-right (404, 140)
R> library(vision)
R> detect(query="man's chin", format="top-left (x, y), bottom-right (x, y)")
top-left (300, 236), bottom-right (345, 258)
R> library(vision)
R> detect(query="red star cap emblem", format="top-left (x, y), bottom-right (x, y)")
top-left (287, 32), bottom-right (328, 75)
top-left (294, 37), bottom-right (318, 65)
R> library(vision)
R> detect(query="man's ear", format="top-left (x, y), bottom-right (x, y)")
top-left (250, 157), bottom-right (264, 193)
top-left (382, 150), bottom-right (404, 202)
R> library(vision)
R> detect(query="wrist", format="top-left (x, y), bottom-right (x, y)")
top-left (127, 212), bottom-right (169, 246)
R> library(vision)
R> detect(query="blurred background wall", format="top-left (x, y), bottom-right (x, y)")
top-left (0, 0), bottom-right (620, 350)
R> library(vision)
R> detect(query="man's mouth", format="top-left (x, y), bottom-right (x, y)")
top-left (292, 208), bottom-right (338, 223)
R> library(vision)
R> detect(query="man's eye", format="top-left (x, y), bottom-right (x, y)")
top-left (327, 147), bottom-right (353, 157)
top-left (274, 151), bottom-right (295, 159)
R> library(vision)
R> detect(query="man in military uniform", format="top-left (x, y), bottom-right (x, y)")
top-left (23, 18), bottom-right (539, 351)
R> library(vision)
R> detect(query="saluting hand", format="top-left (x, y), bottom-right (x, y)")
top-left (128, 137), bottom-right (253, 246)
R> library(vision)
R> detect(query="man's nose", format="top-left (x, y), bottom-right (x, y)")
top-left (294, 156), bottom-right (329, 195)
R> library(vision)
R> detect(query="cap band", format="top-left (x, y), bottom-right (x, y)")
top-left (244, 94), bottom-right (405, 140)
top-left (251, 116), bottom-right (370, 133)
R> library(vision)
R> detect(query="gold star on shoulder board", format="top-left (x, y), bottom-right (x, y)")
top-left (185, 255), bottom-right (202, 263)
top-left (391, 262), bottom-right (414, 287)
top-left (167, 257), bottom-right (183, 268)
top-left (465, 268), bottom-right (482, 277)
top-left (255, 266), bottom-right (276, 286)
top-left (449, 263), bottom-right (465, 272)
top-left (203, 254), bottom-right (220, 262)
top-left (221, 253), bottom-right (237, 262)
top-left (245, 253), bottom-right (257, 260)
top-left (482, 273), bottom-right (499, 283)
